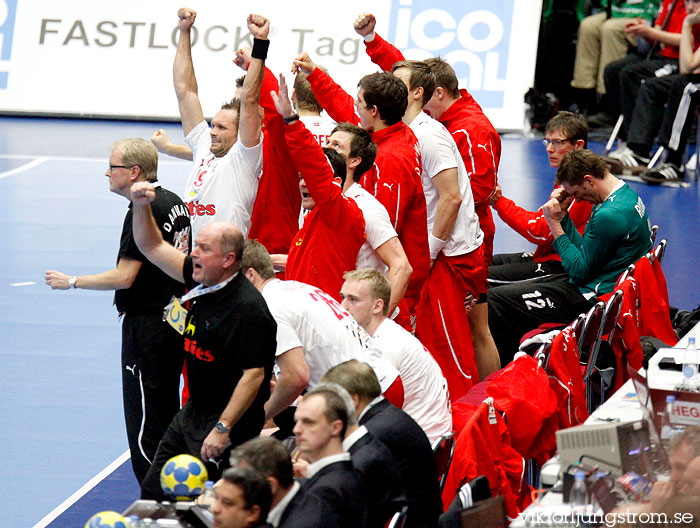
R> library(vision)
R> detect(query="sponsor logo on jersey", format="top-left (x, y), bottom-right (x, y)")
top-left (0, 0), bottom-right (18, 89)
top-left (184, 337), bottom-right (214, 362)
top-left (187, 201), bottom-right (216, 217)
top-left (388, 0), bottom-right (513, 108)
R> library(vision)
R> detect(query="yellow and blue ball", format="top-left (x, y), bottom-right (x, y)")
top-left (84, 511), bottom-right (128, 528)
top-left (160, 453), bottom-right (208, 500)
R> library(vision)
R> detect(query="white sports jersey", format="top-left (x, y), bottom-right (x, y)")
top-left (261, 279), bottom-right (399, 390)
top-left (299, 115), bottom-right (336, 148)
top-left (345, 183), bottom-right (397, 273)
top-left (184, 120), bottom-right (263, 239)
top-left (372, 318), bottom-right (452, 444)
top-left (409, 111), bottom-right (483, 256)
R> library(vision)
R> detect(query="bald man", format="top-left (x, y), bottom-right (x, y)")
top-left (130, 181), bottom-right (277, 501)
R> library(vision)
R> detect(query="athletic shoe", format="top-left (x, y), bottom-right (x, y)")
top-left (608, 144), bottom-right (631, 160)
top-left (640, 163), bottom-right (684, 184)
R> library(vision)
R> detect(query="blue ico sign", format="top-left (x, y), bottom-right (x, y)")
top-left (388, 0), bottom-right (514, 109)
top-left (0, 0), bottom-right (18, 89)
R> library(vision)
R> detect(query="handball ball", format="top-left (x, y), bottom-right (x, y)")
top-left (84, 511), bottom-right (128, 528)
top-left (160, 453), bottom-right (209, 500)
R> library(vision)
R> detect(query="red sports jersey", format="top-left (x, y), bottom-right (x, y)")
top-left (363, 34), bottom-right (501, 263)
top-left (656, 0), bottom-right (687, 59)
top-left (248, 67), bottom-right (302, 254)
top-left (284, 120), bottom-right (366, 301)
top-left (306, 67), bottom-right (430, 302)
top-left (492, 193), bottom-right (592, 262)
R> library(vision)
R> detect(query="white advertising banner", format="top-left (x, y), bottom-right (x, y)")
top-left (0, 0), bottom-right (541, 131)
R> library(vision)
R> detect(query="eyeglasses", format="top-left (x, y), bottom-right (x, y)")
top-left (542, 138), bottom-right (572, 148)
top-left (107, 164), bottom-right (135, 173)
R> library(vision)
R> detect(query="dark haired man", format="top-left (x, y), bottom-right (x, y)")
top-left (173, 9), bottom-right (267, 239)
top-left (489, 111), bottom-right (592, 285)
top-left (488, 150), bottom-right (652, 362)
top-left (322, 360), bottom-right (442, 528)
top-left (214, 467), bottom-right (273, 528)
top-left (327, 122), bottom-right (412, 315)
top-left (271, 74), bottom-right (367, 302)
top-left (230, 436), bottom-right (339, 528)
top-left (293, 53), bottom-right (430, 325)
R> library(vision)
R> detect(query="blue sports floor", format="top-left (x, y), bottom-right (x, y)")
top-left (1, 116), bottom-right (697, 527)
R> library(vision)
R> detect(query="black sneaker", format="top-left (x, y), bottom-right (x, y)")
top-left (640, 163), bottom-right (684, 184)
top-left (587, 111), bottom-right (616, 128)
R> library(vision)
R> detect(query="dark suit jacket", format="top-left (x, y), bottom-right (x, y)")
top-left (360, 398), bottom-right (442, 528)
top-left (279, 485), bottom-right (340, 528)
top-left (348, 430), bottom-right (407, 528)
top-left (300, 460), bottom-right (368, 528)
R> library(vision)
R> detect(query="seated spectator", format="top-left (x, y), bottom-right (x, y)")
top-left (488, 150), bottom-right (652, 364)
top-left (230, 437), bottom-right (339, 528)
top-left (213, 467), bottom-right (272, 528)
top-left (321, 359), bottom-right (443, 528)
top-left (613, 0), bottom-right (700, 180)
top-left (489, 111), bottom-right (591, 286)
top-left (640, 3), bottom-right (700, 184)
top-left (602, 0), bottom-right (686, 166)
top-left (293, 384), bottom-right (369, 528)
top-left (339, 268), bottom-right (452, 444)
top-left (570, 1), bottom-right (660, 119)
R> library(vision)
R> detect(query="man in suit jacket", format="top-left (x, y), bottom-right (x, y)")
top-left (230, 436), bottom-right (339, 528)
top-left (342, 414), bottom-right (407, 528)
top-left (322, 360), bottom-right (443, 528)
top-left (292, 385), bottom-right (368, 528)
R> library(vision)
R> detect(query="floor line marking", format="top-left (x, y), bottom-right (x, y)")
top-left (0, 157), bottom-right (48, 179)
top-left (32, 450), bottom-right (131, 528)
top-left (0, 153), bottom-right (189, 165)
top-left (10, 281), bottom-right (36, 287)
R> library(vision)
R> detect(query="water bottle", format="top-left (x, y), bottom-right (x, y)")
top-left (660, 395), bottom-right (685, 451)
top-left (681, 337), bottom-right (698, 390)
top-left (569, 470), bottom-right (589, 513)
top-left (197, 480), bottom-right (217, 510)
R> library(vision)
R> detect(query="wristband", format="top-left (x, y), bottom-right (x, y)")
top-left (363, 31), bottom-right (376, 43)
top-left (251, 38), bottom-right (269, 60)
top-left (429, 234), bottom-right (447, 260)
top-left (283, 114), bottom-right (300, 125)
top-left (68, 276), bottom-right (77, 289)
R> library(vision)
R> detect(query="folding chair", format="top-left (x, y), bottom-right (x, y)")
top-left (574, 301), bottom-right (606, 412)
top-left (652, 238), bottom-right (667, 265)
top-left (387, 505), bottom-right (408, 528)
top-left (432, 432), bottom-right (456, 495)
top-left (650, 224), bottom-right (659, 245)
top-left (586, 290), bottom-right (624, 410)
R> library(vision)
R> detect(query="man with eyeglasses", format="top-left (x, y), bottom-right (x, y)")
top-left (45, 138), bottom-right (191, 484)
top-left (488, 111), bottom-right (593, 286)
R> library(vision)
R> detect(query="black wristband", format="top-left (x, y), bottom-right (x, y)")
top-left (283, 114), bottom-right (300, 125)
top-left (251, 38), bottom-right (269, 60)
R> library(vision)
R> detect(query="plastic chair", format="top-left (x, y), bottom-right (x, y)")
top-left (652, 238), bottom-right (667, 265)
top-left (650, 224), bottom-right (659, 246)
top-left (387, 505), bottom-right (408, 528)
top-left (433, 432), bottom-right (456, 495)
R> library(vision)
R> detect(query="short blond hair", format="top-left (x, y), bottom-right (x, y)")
top-left (343, 268), bottom-right (391, 316)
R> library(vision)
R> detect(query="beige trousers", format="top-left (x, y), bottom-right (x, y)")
top-left (571, 12), bottom-right (638, 94)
